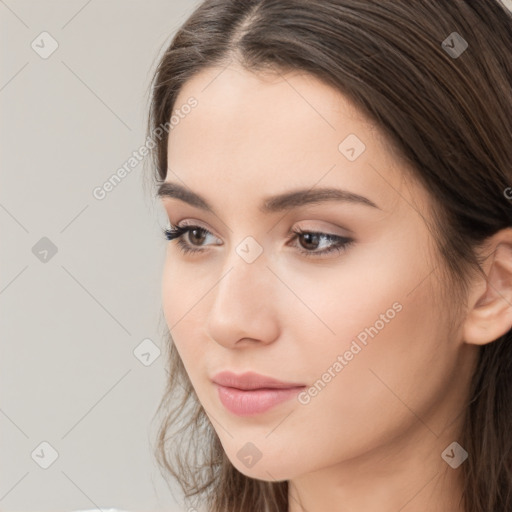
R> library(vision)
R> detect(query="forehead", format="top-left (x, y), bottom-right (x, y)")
top-left (165, 63), bottom-right (427, 219)
top-left (169, 64), bottom-right (371, 156)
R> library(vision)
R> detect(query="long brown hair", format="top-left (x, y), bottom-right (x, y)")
top-left (145, 1), bottom-right (512, 510)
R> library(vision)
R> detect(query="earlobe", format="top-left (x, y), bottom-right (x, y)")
top-left (463, 231), bottom-right (512, 346)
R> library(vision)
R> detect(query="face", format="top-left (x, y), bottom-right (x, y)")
top-left (159, 63), bottom-right (476, 482)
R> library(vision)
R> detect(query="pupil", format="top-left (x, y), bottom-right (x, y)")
top-left (190, 229), bottom-right (205, 245)
top-left (302, 233), bottom-right (319, 249)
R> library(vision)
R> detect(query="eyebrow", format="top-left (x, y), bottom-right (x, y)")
top-left (156, 181), bottom-right (380, 214)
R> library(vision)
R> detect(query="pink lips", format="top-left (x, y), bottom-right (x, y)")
top-left (211, 371), bottom-right (306, 416)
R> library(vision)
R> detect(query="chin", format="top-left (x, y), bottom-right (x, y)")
top-left (228, 454), bottom-right (298, 482)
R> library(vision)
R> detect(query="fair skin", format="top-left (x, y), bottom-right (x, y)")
top-left (158, 62), bottom-right (512, 512)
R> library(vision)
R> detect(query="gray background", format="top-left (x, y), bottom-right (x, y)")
top-left (1, 1), bottom-right (511, 511)
top-left (1, 1), bottom-right (202, 511)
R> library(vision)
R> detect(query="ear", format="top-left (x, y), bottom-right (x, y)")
top-left (463, 228), bottom-right (512, 346)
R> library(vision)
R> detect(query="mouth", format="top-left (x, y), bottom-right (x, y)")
top-left (211, 370), bottom-right (305, 390)
top-left (214, 385), bottom-right (306, 416)
top-left (211, 371), bottom-right (306, 416)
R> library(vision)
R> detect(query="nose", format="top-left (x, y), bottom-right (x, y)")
top-left (205, 254), bottom-right (280, 349)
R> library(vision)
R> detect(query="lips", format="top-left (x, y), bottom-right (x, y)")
top-left (211, 370), bottom-right (305, 390)
top-left (211, 371), bottom-right (306, 416)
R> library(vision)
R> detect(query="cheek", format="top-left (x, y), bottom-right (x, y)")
top-left (275, 241), bottom-right (452, 445)
top-left (161, 260), bottom-right (207, 370)
top-left (285, 270), bottom-right (451, 458)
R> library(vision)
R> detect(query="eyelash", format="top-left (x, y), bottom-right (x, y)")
top-left (162, 225), bottom-right (354, 258)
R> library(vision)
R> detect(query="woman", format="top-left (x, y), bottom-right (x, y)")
top-left (146, 1), bottom-right (512, 511)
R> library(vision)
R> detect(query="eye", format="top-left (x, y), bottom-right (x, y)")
top-left (286, 227), bottom-right (354, 258)
top-left (162, 225), bottom-right (354, 258)
top-left (162, 224), bottom-right (219, 255)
